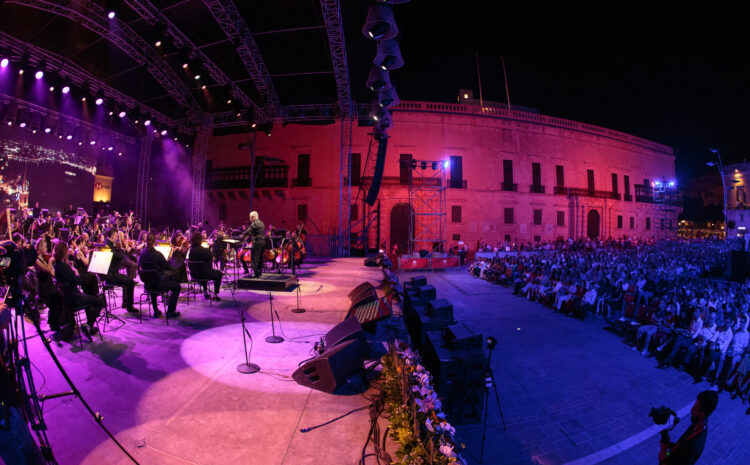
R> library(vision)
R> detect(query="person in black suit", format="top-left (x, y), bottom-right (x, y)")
top-left (104, 228), bottom-right (137, 313)
top-left (187, 232), bottom-right (222, 300)
top-left (53, 241), bottom-right (105, 341)
top-left (138, 233), bottom-right (181, 317)
top-left (243, 211), bottom-right (265, 278)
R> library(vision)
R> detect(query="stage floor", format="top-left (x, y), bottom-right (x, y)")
top-left (21, 258), bottom-right (384, 465)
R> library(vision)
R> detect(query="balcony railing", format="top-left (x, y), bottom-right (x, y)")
top-left (635, 184), bottom-right (681, 205)
top-left (530, 184), bottom-right (545, 194)
top-left (553, 186), bottom-right (620, 200)
top-left (501, 182), bottom-right (518, 192)
top-left (206, 166), bottom-right (289, 189)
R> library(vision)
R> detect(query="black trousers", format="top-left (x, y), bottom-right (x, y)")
top-left (145, 279), bottom-right (181, 314)
top-left (251, 239), bottom-right (265, 278)
top-left (106, 273), bottom-right (135, 307)
top-left (196, 269), bottom-right (223, 294)
top-left (74, 293), bottom-right (105, 326)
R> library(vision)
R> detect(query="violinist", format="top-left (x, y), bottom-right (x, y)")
top-left (212, 224), bottom-right (227, 271)
top-left (104, 228), bottom-right (137, 314)
top-left (187, 231), bottom-right (222, 301)
top-left (71, 237), bottom-right (99, 296)
top-left (169, 232), bottom-right (189, 283)
top-left (116, 230), bottom-right (138, 280)
top-left (35, 225), bottom-right (64, 335)
top-left (53, 241), bottom-right (104, 341)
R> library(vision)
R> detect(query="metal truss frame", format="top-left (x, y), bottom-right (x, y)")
top-left (124, 0), bottom-right (261, 120)
top-left (190, 127), bottom-right (211, 225)
top-left (202, 0), bottom-right (280, 119)
top-left (409, 161), bottom-right (447, 254)
top-left (135, 135), bottom-right (152, 221)
top-left (6, 0), bottom-right (204, 124)
top-left (337, 116), bottom-right (354, 256)
top-left (319, 0), bottom-right (353, 116)
top-left (0, 31), bottom-right (184, 132)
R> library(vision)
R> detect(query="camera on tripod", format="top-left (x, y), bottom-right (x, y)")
top-left (649, 406), bottom-right (678, 428)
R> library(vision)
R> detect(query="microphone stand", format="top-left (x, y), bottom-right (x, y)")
top-left (265, 291), bottom-right (284, 343)
top-left (236, 299), bottom-right (260, 374)
top-left (291, 274), bottom-right (305, 313)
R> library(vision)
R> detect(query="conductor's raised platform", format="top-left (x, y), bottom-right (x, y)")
top-left (236, 273), bottom-right (296, 291)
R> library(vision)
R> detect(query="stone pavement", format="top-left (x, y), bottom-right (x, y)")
top-left (398, 268), bottom-right (750, 465)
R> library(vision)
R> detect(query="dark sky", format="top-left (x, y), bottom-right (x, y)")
top-left (343, 1), bottom-right (750, 182)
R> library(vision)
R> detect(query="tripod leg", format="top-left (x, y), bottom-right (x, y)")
top-left (488, 370), bottom-right (506, 431)
top-left (479, 382), bottom-right (491, 463)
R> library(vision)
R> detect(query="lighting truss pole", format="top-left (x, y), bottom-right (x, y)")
top-left (409, 161), bottom-right (447, 255)
top-left (135, 134), bottom-right (152, 222)
top-left (191, 127), bottom-right (211, 225)
top-left (202, 0), bottom-right (280, 119)
top-left (708, 149), bottom-right (727, 239)
top-left (338, 116), bottom-right (353, 257)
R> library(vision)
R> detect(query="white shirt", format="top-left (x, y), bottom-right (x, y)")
top-left (714, 328), bottom-right (733, 354)
top-left (690, 317), bottom-right (704, 339)
top-left (583, 289), bottom-right (597, 305)
top-left (729, 330), bottom-right (749, 355)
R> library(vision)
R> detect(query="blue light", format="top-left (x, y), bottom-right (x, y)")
top-left (443, 160), bottom-right (450, 169)
top-left (669, 181), bottom-right (675, 187)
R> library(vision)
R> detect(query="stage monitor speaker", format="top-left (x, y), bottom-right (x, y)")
top-left (443, 323), bottom-right (483, 352)
top-left (324, 317), bottom-right (364, 351)
top-left (428, 298), bottom-right (454, 320)
top-left (365, 137), bottom-right (388, 206)
top-left (411, 275), bottom-right (427, 287)
top-left (292, 339), bottom-right (365, 394)
top-left (347, 297), bottom-right (393, 331)
top-left (350, 287), bottom-right (377, 310)
top-left (449, 156), bottom-right (463, 189)
top-left (731, 251), bottom-right (750, 283)
top-left (348, 282), bottom-right (374, 300)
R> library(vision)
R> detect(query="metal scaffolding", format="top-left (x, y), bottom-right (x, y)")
top-left (337, 116), bottom-right (354, 256)
top-left (190, 127), bottom-right (211, 225)
top-left (135, 135), bottom-right (152, 221)
top-left (409, 161), bottom-right (447, 254)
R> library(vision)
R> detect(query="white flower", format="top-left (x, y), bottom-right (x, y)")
top-left (439, 443), bottom-right (455, 457)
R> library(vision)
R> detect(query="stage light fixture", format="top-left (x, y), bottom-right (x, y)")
top-left (421, 161), bottom-right (427, 170)
top-left (81, 97), bottom-right (86, 102)
top-left (49, 86), bottom-right (54, 92)
top-left (366, 66), bottom-right (391, 91)
top-left (66, 134), bottom-right (73, 140)
top-left (378, 87), bottom-right (400, 108)
top-left (62, 85), bottom-right (70, 94)
top-left (227, 99), bottom-right (232, 104)
top-left (444, 160), bottom-right (450, 169)
top-left (78, 141), bottom-right (83, 146)
top-left (182, 62), bottom-right (188, 69)
top-left (35, 70), bottom-right (43, 79)
top-left (194, 73), bottom-right (201, 80)
top-left (119, 110), bottom-right (126, 118)
top-left (144, 119), bottom-right (151, 126)
top-left (108, 145), bottom-right (114, 151)
top-left (108, 11), bottom-right (116, 19)
top-left (0, 58), bottom-right (8, 68)
top-left (362, 4), bottom-right (398, 40)
top-left (155, 40), bottom-right (162, 47)
top-left (96, 98), bottom-right (104, 106)
top-left (374, 39), bottom-right (404, 71)
top-left (160, 128), bottom-right (167, 136)
top-left (44, 127), bottom-right (51, 133)
top-left (18, 69), bottom-right (24, 75)
top-left (201, 85), bottom-right (207, 90)
top-left (90, 140), bottom-right (96, 145)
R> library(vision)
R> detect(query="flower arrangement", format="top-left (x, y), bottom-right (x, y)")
top-left (381, 341), bottom-right (466, 465)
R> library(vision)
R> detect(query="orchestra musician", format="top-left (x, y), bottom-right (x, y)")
top-left (35, 225), bottom-right (65, 335)
top-left (71, 237), bottom-right (99, 296)
top-left (212, 224), bottom-right (227, 271)
top-left (138, 233), bottom-right (181, 318)
top-left (169, 232), bottom-right (189, 283)
top-left (187, 231), bottom-right (222, 300)
top-left (104, 228), bottom-right (137, 314)
top-left (243, 211), bottom-right (265, 278)
top-left (53, 241), bottom-right (105, 341)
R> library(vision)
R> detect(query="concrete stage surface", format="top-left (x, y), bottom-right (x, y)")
top-left (20, 258), bottom-right (384, 465)
top-left (400, 268), bottom-right (750, 465)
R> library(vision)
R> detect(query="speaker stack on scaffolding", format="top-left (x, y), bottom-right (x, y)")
top-left (403, 275), bottom-right (488, 425)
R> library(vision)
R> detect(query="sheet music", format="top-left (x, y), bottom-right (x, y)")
top-left (88, 251), bottom-right (113, 275)
top-left (155, 245), bottom-right (171, 260)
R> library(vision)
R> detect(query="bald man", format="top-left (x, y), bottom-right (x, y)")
top-left (243, 211), bottom-right (265, 278)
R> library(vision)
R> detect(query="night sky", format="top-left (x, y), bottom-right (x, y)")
top-left (344, 1), bottom-right (750, 182)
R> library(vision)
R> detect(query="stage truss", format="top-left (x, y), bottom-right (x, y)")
top-left (409, 161), bottom-right (447, 254)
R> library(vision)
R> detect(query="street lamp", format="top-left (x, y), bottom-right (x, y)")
top-left (707, 148), bottom-right (727, 239)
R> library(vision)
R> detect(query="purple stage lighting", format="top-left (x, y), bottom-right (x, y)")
top-left (18, 69), bottom-right (23, 75)
top-left (35, 70), bottom-right (43, 80)
top-left (90, 140), bottom-right (96, 145)
top-left (62, 85), bottom-right (70, 94)
top-left (95, 98), bottom-right (104, 105)
top-left (108, 146), bottom-right (114, 151)
top-left (0, 58), bottom-right (8, 68)
top-left (108, 11), bottom-right (116, 19)
top-left (443, 160), bottom-right (450, 169)
top-left (49, 86), bottom-right (54, 92)
top-left (161, 129), bottom-right (167, 136)
top-left (66, 134), bottom-right (73, 140)
top-left (144, 119), bottom-right (151, 126)
top-left (19, 122), bottom-right (26, 128)
top-left (119, 111), bottom-right (126, 118)
top-left (44, 127), bottom-right (51, 133)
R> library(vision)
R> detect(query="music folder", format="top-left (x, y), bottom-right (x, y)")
top-left (88, 251), bottom-right (113, 275)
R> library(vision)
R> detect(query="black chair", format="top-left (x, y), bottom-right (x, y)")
top-left (186, 260), bottom-right (213, 307)
top-left (56, 283), bottom-right (103, 349)
top-left (137, 268), bottom-right (171, 325)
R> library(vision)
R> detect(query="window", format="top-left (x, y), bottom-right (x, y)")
top-left (646, 217), bottom-right (651, 230)
top-left (350, 204), bottom-right (358, 221)
top-left (399, 154), bottom-right (412, 185)
top-left (624, 175), bottom-right (631, 200)
top-left (556, 165), bottom-right (565, 188)
top-left (452, 234), bottom-right (461, 241)
top-left (351, 153), bottom-right (361, 187)
top-left (629, 216), bottom-right (634, 229)
top-left (451, 205), bottom-right (462, 223)
top-left (611, 173), bottom-right (619, 194)
top-left (504, 234), bottom-right (511, 242)
top-left (532, 162), bottom-right (541, 186)
top-left (297, 204), bottom-right (307, 222)
top-left (587, 169), bottom-right (595, 193)
top-left (503, 159), bottom-right (514, 185)
top-left (557, 211), bottom-right (565, 226)
top-left (617, 215), bottom-right (623, 229)
top-left (533, 209), bottom-right (542, 225)
top-left (449, 155), bottom-right (463, 188)
top-left (297, 154), bottom-right (311, 186)
top-left (534, 235), bottom-right (541, 243)
top-left (504, 207), bottom-right (514, 224)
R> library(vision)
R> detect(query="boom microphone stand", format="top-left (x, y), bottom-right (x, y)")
top-left (479, 336), bottom-right (506, 464)
top-left (235, 301), bottom-right (260, 374)
top-left (265, 291), bottom-right (283, 343)
top-left (291, 275), bottom-right (305, 314)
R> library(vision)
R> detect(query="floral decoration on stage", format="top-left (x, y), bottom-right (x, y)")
top-left (381, 341), bottom-right (466, 465)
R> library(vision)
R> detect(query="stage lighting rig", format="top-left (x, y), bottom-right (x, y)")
top-left (366, 66), bottom-right (391, 91)
top-left (362, 3), bottom-right (398, 40)
top-left (374, 39), bottom-right (404, 71)
top-left (0, 58), bottom-right (8, 68)
top-left (378, 87), bottom-right (400, 108)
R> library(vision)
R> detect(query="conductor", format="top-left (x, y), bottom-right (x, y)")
top-left (243, 211), bottom-right (265, 278)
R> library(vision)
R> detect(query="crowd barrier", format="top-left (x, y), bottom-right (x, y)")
top-left (399, 255), bottom-right (460, 271)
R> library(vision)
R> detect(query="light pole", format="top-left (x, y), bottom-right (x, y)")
top-left (707, 148), bottom-right (726, 239)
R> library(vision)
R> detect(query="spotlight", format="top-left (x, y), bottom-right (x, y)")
top-left (160, 129), bottom-right (167, 136)
top-left (119, 110), bottom-right (126, 118)
top-left (90, 140), bottom-right (96, 145)
top-left (366, 66), bottom-right (391, 91)
top-left (194, 74), bottom-right (200, 80)
top-left (108, 111), bottom-right (114, 116)
top-left (62, 85), bottom-right (70, 94)
top-left (6, 122), bottom-right (11, 126)
top-left (144, 119), bottom-right (151, 126)
top-left (78, 141), bottom-right (83, 146)
top-left (96, 98), bottom-right (104, 106)
top-left (49, 86), bottom-right (54, 92)
top-left (81, 97), bottom-right (86, 102)
top-left (44, 127), bottom-right (51, 133)
top-left (18, 69), bottom-right (23, 75)
top-left (486, 336), bottom-right (497, 350)
top-left (443, 160), bottom-right (450, 169)
top-left (155, 40), bottom-right (162, 47)
top-left (251, 122), bottom-right (257, 128)
top-left (108, 11), bottom-right (115, 19)
top-left (226, 99), bottom-right (232, 104)
top-left (118, 152), bottom-right (123, 156)
top-left (19, 122), bottom-right (26, 128)
top-left (374, 39), bottom-right (404, 71)
top-left (0, 58), bottom-right (8, 68)
top-left (362, 4), bottom-right (398, 40)
top-left (66, 134), bottom-right (73, 140)
top-left (201, 85), bottom-right (207, 90)
top-left (182, 63), bottom-right (188, 69)
top-left (669, 181), bottom-right (675, 187)
top-left (108, 146), bottom-right (114, 151)
top-left (32, 129), bottom-right (37, 134)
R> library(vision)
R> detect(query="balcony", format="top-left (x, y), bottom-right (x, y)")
top-left (501, 182), bottom-right (518, 192)
top-left (553, 186), bottom-right (620, 200)
top-left (635, 184), bottom-right (681, 205)
top-left (529, 184), bottom-right (546, 194)
top-left (206, 165), bottom-right (289, 189)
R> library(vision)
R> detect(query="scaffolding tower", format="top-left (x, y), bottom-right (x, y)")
top-left (409, 160), bottom-right (447, 254)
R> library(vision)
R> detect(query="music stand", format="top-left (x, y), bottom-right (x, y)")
top-left (88, 251), bottom-right (121, 325)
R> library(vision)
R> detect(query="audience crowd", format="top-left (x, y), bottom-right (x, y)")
top-left (469, 238), bottom-right (750, 414)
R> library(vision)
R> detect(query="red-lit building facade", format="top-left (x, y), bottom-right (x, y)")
top-left (203, 101), bottom-right (679, 253)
